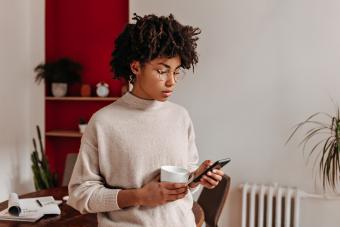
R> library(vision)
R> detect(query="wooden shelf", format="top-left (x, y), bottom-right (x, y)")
top-left (46, 96), bottom-right (119, 101)
top-left (46, 130), bottom-right (82, 138)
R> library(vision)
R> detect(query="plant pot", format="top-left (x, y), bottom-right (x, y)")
top-left (51, 83), bottom-right (68, 97)
top-left (79, 124), bottom-right (87, 134)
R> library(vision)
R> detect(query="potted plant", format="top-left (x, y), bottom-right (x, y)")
top-left (286, 108), bottom-right (340, 191)
top-left (31, 125), bottom-right (58, 190)
top-left (34, 58), bottom-right (82, 97)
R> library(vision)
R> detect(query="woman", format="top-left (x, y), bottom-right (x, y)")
top-left (67, 14), bottom-right (225, 227)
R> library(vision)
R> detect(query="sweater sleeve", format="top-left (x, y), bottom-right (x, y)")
top-left (186, 113), bottom-right (201, 194)
top-left (67, 118), bottom-right (121, 214)
top-left (187, 116), bottom-right (199, 172)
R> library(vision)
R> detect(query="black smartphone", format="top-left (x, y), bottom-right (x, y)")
top-left (190, 158), bottom-right (231, 183)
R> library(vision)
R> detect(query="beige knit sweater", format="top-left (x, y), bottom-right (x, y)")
top-left (67, 92), bottom-right (199, 227)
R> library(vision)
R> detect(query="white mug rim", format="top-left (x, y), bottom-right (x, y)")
top-left (161, 165), bottom-right (188, 174)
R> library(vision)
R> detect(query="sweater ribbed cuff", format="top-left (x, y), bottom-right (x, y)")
top-left (89, 188), bottom-right (122, 212)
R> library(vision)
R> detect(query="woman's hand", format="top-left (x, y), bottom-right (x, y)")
top-left (139, 174), bottom-right (188, 207)
top-left (189, 160), bottom-right (224, 189)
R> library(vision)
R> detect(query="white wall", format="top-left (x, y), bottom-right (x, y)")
top-left (0, 0), bottom-right (44, 201)
top-left (130, 1), bottom-right (340, 226)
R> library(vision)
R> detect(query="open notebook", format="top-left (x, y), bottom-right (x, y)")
top-left (0, 193), bottom-right (61, 222)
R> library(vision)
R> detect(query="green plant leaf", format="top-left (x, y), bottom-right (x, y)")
top-left (285, 112), bottom-right (326, 145)
top-left (30, 125), bottom-right (58, 189)
top-left (300, 127), bottom-right (329, 151)
top-left (308, 137), bottom-right (328, 160)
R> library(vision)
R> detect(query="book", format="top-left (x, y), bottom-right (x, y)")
top-left (0, 193), bottom-right (61, 222)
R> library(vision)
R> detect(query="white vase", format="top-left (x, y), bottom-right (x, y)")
top-left (79, 124), bottom-right (87, 133)
top-left (51, 83), bottom-right (68, 97)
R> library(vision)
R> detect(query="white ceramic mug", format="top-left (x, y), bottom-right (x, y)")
top-left (160, 166), bottom-right (190, 183)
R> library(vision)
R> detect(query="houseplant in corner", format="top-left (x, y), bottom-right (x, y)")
top-left (34, 58), bottom-right (82, 97)
top-left (286, 108), bottom-right (340, 191)
top-left (31, 125), bottom-right (58, 190)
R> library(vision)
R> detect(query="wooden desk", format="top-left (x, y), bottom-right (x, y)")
top-left (0, 187), bottom-right (204, 227)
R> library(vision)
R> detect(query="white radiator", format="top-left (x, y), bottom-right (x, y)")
top-left (240, 183), bottom-right (340, 227)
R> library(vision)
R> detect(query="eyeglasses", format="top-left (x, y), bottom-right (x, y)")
top-left (147, 63), bottom-right (186, 82)
top-left (154, 68), bottom-right (186, 82)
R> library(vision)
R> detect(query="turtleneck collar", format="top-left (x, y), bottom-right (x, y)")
top-left (120, 92), bottom-right (166, 110)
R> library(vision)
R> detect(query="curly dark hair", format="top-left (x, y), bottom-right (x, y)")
top-left (110, 13), bottom-right (201, 82)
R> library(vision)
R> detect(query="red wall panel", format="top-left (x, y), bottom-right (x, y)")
top-left (45, 0), bottom-right (128, 184)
